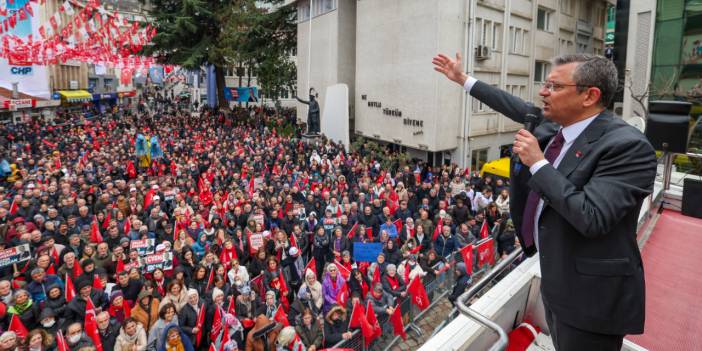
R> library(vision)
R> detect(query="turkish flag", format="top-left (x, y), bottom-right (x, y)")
top-left (364, 301), bottom-right (382, 347)
top-left (65, 273), bottom-right (76, 302)
top-left (9, 199), bottom-right (18, 215)
top-left (205, 268), bottom-right (214, 292)
top-left (480, 220), bottom-right (490, 239)
top-left (372, 265), bottom-right (381, 286)
top-left (289, 233), bottom-right (298, 250)
top-left (348, 301), bottom-right (365, 329)
top-left (123, 217), bottom-right (131, 234)
top-left (334, 261), bottom-right (351, 280)
top-left (248, 177), bottom-right (255, 198)
top-left (407, 276), bottom-right (430, 311)
top-left (92, 274), bottom-right (104, 289)
top-left (304, 257), bottom-right (317, 276)
top-left (273, 305), bottom-right (289, 326)
top-left (116, 257), bottom-right (125, 274)
top-left (8, 314), bottom-right (28, 339)
top-left (73, 260), bottom-right (84, 277)
top-left (477, 238), bottom-right (495, 268)
top-left (90, 216), bottom-right (103, 243)
top-left (393, 219), bottom-right (403, 234)
top-left (227, 295), bottom-right (236, 316)
top-left (195, 304), bottom-right (205, 346)
top-left (390, 303), bottom-right (407, 340)
top-left (432, 217), bottom-right (444, 241)
top-left (47, 264), bottom-right (56, 275)
top-left (336, 282), bottom-right (349, 307)
top-left (459, 244), bottom-right (474, 275)
top-left (85, 298), bottom-right (104, 351)
top-left (346, 222), bottom-right (358, 239)
top-left (366, 227), bottom-right (373, 241)
top-left (143, 189), bottom-right (155, 209)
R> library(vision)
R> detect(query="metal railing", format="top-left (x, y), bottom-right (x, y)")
top-left (454, 247), bottom-right (524, 351)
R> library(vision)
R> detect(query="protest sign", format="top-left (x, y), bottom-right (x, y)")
top-left (139, 251), bottom-right (174, 272)
top-left (353, 242), bottom-right (383, 262)
top-left (130, 239), bottom-right (156, 256)
top-left (0, 244), bottom-right (31, 268)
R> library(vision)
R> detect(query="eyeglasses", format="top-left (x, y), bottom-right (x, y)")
top-left (541, 81), bottom-right (591, 92)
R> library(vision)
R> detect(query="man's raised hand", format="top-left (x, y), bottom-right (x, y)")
top-left (432, 52), bottom-right (468, 86)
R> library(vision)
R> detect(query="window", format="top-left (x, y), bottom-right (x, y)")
top-left (298, 0), bottom-right (310, 22)
top-left (88, 78), bottom-right (98, 92)
top-left (471, 148), bottom-right (489, 173)
top-left (509, 26), bottom-right (529, 55)
top-left (537, 8), bottom-right (553, 32)
top-left (506, 84), bottom-right (527, 99)
top-left (561, 0), bottom-right (573, 16)
top-left (579, 2), bottom-right (591, 22)
top-left (477, 18), bottom-right (502, 50)
top-left (312, 0), bottom-right (336, 17)
top-left (104, 78), bottom-right (113, 90)
top-left (534, 61), bottom-right (550, 82)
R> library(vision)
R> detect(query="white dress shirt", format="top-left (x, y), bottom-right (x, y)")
top-left (464, 78), bottom-right (598, 249)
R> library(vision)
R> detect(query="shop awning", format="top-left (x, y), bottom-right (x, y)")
top-left (58, 90), bottom-right (92, 103)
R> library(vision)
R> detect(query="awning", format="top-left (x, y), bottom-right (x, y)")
top-left (480, 157), bottom-right (511, 179)
top-left (92, 93), bottom-right (118, 101)
top-left (58, 90), bottom-right (92, 103)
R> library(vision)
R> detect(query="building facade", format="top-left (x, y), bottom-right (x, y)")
top-left (296, 0), bottom-right (611, 169)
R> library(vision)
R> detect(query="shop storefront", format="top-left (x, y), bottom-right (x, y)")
top-left (55, 90), bottom-right (93, 110)
top-left (92, 93), bottom-right (118, 113)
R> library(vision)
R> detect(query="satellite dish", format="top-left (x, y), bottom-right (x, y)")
top-left (626, 116), bottom-right (646, 133)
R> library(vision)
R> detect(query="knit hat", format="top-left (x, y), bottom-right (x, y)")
top-left (187, 288), bottom-right (199, 299)
top-left (110, 290), bottom-right (124, 303)
top-left (76, 276), bottom-right (92, 290)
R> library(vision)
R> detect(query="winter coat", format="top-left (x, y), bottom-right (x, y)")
top-left (178, 302), bottom-right (203, 347)
top-left (25, 274), bottom-right (63, 303)
top-left (131, 297), bottom-right (160, 331)
top-left (321, 271), bottom-right (345, 314)
top-left (160, 289), bottom-right (189, 312)
top-left (99, 319), bottom-right (122, 351)
top-left (115, 322), bottom-right (148, 351)
top-left (147, 316), bottom-right (179, 351)
top-left (323, 306), bottom-right (348, 347)
top-left (295, 322), bottom-right (323, 349)
top-left (156, 324), bottom-right (194, 351)
top-left (64, 290), bottom-right (110, 324)
top-left (245, 315), bottom-right (281, 351)
top-left (434, 234), bottom-right (457, 258)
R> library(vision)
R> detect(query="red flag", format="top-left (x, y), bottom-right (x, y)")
top-left (8, 314), bottom-right (28, 339)
top-left (123, 218), bottom-right (131, 234)
top-left (366, 227), bottom-right (373, 241)
top-left (336, 282), bottom-right (349, 307)
top-left (195, 304), bottom-right (205, 346)
top-left (210, 306), bottom-right (222, 342)
top-left (65, 274), bottom-right (76, 302)
top-left (250, 274), bottom-right (265, 299)
top-left (248, 177), bottom-right (255, 198)
top-left (9, 199), bottom-right (18, 215)
top-left (56, 331), bottom-right (69, 351)
top-left (90, 216), bottom-right (103, 243)
top-left (116, 257), bottom-right (125, 273)
top-left (73, 261), bottom-right (84, 277)
top-left (227, 295), bottom-right (236, 316)
top-left (102, 208), bottom-right (112, 229)
top-left (85, 298), bottom-right (104, 351)
top-left (304, 257), bottom-right (317, 276)
top-left (477, 238), bottom-right (495, 267)
top-left (459, 245), bottom-right (474, 274)
top-left (143, 189), bottom-right (154, 209)
top-left (346, 222), bottom-right (358, 239)
top-left (336, 206), bottom-right (342, 218)
top-left (51, 248), bottom-right (60, 266)
top-left (218, 322), bottom-right (230, 351)
top-left (372, 265), bottom-right (381, 286)
top-left (205, 268), bottom-right (214, 292)
top-left (390, 303), bottom-right (406, 340)
top-left (432, 217), bottom-right (444, 241)
top-left (92, 274), bottom-right (104, 289)
top-left (47, 264), bottom-right (56, 275)
top-left (393, 219), bottom-right (403, 234)
top-left (364, 301), bottom-right (382, 347)
top-left (480, 220), bottom-right (490, 239)
top-left (273, 305), bottom-right (289, 326)
top-left (407, 276), bottom-right (430, 311)
top-left (348, 301), bottom-right (365, 329)
top-left (334, 261), bottom-right (351, 280)
top-left (289, 233), bottom-right (298, 250)
top-left (208, 344), bottom-right (216, 351)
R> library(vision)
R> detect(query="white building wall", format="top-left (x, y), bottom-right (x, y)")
top-left (622, 0), bottom-right (656, 120)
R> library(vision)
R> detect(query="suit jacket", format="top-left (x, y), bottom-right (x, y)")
top-left (470, 81), bottom-right (657, 335)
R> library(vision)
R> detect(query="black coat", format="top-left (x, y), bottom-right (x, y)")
top-left (9, 303), bottom-right (41, 330)
top-left (64, 290), bottom-right (109, 324)
top-left (99, 320), bottom-right (121, 351)
top-left (471, 81), bottom-right (655, 335)
top-left (179, 302), bottom-right (203, 346)
top-left (323, 318), bottom-right (348, 347)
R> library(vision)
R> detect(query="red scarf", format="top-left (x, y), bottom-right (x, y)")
top-left (386, 275), bottom-right (400, 290)
top-left (155, 278), bottom-right (166, 297)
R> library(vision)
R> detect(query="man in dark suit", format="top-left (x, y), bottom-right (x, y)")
top-left (433, 52), bottom-right (657, 350)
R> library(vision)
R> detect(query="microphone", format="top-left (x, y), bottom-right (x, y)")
top-left (512, 103), bottom-right (540, 172)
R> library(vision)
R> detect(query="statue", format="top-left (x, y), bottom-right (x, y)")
top-left (295, 88), bottom-right (321, 135)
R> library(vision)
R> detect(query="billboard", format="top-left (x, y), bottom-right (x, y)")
top-left (0, 0), bottom-right (51, 99)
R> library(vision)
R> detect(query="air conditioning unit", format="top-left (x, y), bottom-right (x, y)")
top-left (475, 45), bottom-right (491, 60)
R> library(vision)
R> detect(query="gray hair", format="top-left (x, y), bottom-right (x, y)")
top-left (552, 54), bottom-right (618, 107)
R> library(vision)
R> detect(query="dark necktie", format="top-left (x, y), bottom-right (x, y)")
top-left (521, 130), bottom-right (565, 248)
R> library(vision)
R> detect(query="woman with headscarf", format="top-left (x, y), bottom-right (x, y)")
top-left (147, 302), bottom-right (179, 351)
top-left (115, 317), bottom-right (148, 351)
top-left (321, 264), bottom-right (345, 314)
top-left (297, 269), bottom-right (323, 317)
top-left (109, 290), bottom-right (132, 324)
top-left (178, 289), bottom-right (203, 348)
top-left (204, 288), bottom-right (226, 347)
top-left (191, 233), bottom-right (209, 260)
top-left (156, 324), bottom-right (194, 351)
top-left (7, 289), bottom-right (40, 330)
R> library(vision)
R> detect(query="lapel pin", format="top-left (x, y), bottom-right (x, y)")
top-left (575, 151), bottom-right (583, 158)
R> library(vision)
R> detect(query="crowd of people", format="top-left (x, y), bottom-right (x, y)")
top-left (0, 102), bottom-right (517, 351)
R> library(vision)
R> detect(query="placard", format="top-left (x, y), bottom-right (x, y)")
top-left (352, 242), bottom-right (383, 263)
top-left (139, 251), bottom-right (174, 273)
top-left (0, 244), bottom-right (32, 267)
top-left (130, 238), bottom-right (155, 256)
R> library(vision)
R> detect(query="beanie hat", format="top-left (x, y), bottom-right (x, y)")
top-left (76, 276), bottom-right (92, 290)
